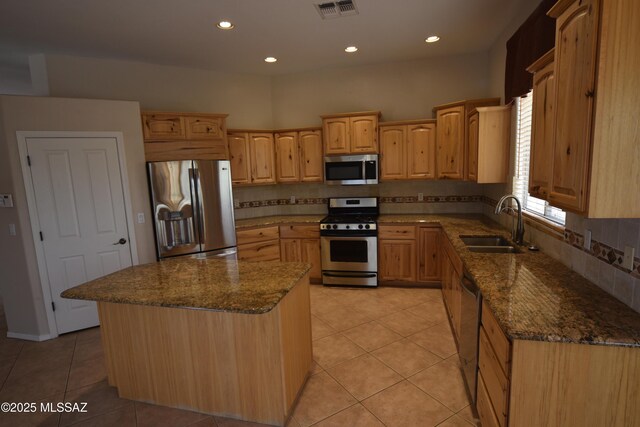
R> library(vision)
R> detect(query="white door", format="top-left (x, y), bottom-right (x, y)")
top-left (26, 137), bottom-right (133, 334)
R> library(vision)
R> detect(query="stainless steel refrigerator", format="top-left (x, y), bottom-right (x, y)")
top-left (147, 160), bottom-right (237, 260)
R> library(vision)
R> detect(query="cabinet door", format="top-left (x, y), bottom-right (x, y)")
top-left (529, 59), bottom-right (555, 200)
top-left (549, 0), bottom-right (599, 213)
top-left (436, 106), bottom-right (465, 179)
top-left (301, 239), bottom-right (322, 281)
top-left (417, 227), bottom-right (440, 282)
top-left (275, 132), bottom-right (300, 183)
top-left (379, 240), bottom-right (416, 282)
top-left (350, 115), bottom-right (378, 153)
top-left (323, 118), bottom-right (350, 154)
top-left (142, 114), bottom-right (185, 140)
top-left (249, 133), bottom-right (276, 184)
top-left (467, 112), bottom-right (479, 182)
top-left (299, 130), bottom-right (323, 182)
top-left (380, 126), bottom-right (407, 180)
top-left (280, 238), bottom-right (303, 262)
top-left (407, 123), bottom-right (436, 179)
top-left (185, 116), bottom-right (223, 140)
top-left (228, 132), bottom-right (252, 184)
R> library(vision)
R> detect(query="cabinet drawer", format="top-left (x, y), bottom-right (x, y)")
top-left (237, 239), bottom-right (280, 262)
top-left (378, 225), bottom-right (416, 240)
top-left (477, 372), bottom-right (501, 427)
top-left (185, 116), bottom-right (224, 140)
top-left (142, 114), bottom-right (186, 140)
top-left (479, 327), bottom-right (509, 427)
top-left (279, 225), bottom-right (320, 239)
top-left (236, 226), bottom-right (280, 245)
top-left (481, 300), bottom-right (511, 375)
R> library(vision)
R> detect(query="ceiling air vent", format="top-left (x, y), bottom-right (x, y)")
top-left (315, 0), bottom-right (359, 19)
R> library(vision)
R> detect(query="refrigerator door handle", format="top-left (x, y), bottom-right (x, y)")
top-left (189, 166), bottom-right (205, 249)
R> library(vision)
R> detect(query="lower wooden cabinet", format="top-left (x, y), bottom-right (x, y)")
top-left (236, 226), bottom-right (280, 262)
top-left (441, 233), bottom-right (462, 339)
top-left (279, 225), bottom-right (321, 282)
top-left (379, 239), bottom-right (417, 282)
top-left (417, 226), bottom-right (440, 282)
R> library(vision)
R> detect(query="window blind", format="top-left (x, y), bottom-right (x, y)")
top-left (513, 92), bottom-right (566, 226)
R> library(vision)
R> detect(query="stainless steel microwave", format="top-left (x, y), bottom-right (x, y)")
top-left (324, 154), bottom-right (378, 185)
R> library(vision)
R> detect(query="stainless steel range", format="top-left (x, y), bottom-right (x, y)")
top-left (320, 197), bottom-right (379, 287)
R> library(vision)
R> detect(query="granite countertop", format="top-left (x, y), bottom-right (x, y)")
top-left (239, 214), bottom-right (640, 347)
top-left (61, 257), bottom-right (311, 314)
top-left (235, 215), bottom-right (325, 229)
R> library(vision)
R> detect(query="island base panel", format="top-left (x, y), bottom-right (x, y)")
top-left (97, 275), bottom-right (312, 426)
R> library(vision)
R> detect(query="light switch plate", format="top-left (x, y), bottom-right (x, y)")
top-left (418, 193), bottom-right (424, 202)
top-left (137, 213), bottom-right (145, 224)
top-left (622, 246), bottom-right (635, 270)
top-left (290, 195), bottom-right (296, 204)
top-left (8, 224), bottom-right (16, 236)
top-left (0, 194), bottom-right (13, 208)
top-left (583, 229), bottom-right (592, 250)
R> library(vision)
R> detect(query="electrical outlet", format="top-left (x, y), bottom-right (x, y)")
top-left (137, 213), bottom-right (145, 224)
top-left (290, 195), bottom-right (296, 204)
top-left (418, 193), bottom-right (424, 202)
top-left (0, 194), bottom-right (13, 208)
top-left (8, 224), bottom-right (16, 236)
top-left (622, 246), bottom-right (635, 270)
top-left (583, 229), bottom-right (592, 250)
top-left (234, 199), bottom-right (240, 208)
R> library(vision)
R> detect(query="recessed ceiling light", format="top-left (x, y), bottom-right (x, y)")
top-left (264, 57), bottom-right (277, 63)
top-left (345, 46), bottom-right (358, 53)
top-left (216, 21), bottom-right (234, 30)
top-left (425, 36), bottom-right (440, 43)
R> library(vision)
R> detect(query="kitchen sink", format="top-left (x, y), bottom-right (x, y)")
top-left (459, 235), bottom-right (520, 254)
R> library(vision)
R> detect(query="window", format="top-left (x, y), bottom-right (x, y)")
top-left (513, 92), bottom-right (566, 226)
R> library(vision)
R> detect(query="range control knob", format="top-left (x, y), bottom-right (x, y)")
top-left (365, 224), bottom-right (370, 229)
top-left (332, 224), bottom-right (338, 230)
top-left (358, 224), bottom-right (364, 229)
top-left (346, 225), bottom-right (350, 229)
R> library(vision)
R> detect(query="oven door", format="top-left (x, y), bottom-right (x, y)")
top-left (321, 236), bottom-right (377, 272)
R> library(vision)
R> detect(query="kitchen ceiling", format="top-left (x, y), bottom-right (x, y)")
top-left (0, 0), bottom-right (528, 75)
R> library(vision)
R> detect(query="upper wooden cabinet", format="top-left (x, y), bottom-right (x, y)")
top-left (467, 106), bottom-right (511, 183)
top-left (547, 0), bottom-right (640, 217)
top-left (434, 99), bottom-right (500, 180)
top-left (379, 120), bottom-right (436, 181)
top-left (321, 112), bottom-right (380, 155)
top-left (275, 129), bottom-right (323, 184)
top-left (227, 131), bottom-right (275, 185)
top-left (141, 111), bottom-right (229, 162)
top-left (527, 49), bottom-right (555, 200)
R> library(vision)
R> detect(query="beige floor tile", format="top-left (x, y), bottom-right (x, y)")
top-left (315, 305), bottom-right (373, 332)
top-left (313, 403), bottom-right (385, 427)
top-left (135, 402), bottom-right (210, 427)
top-left (0, 356), bottom-right (16, 386)
top-left (371, 339), bottom-right (442, 377)
top-left (0, 337), bottom-right (24, 360)
top-left (215, 415), bottom-right (272, 426)
top-left (292, 372), bottom-right (356, 427)
top-left (313, 334), bottom-right (365, 369)
top-left (66, 354), bottom-right (108, 391)
top-left (311, 316), bottom-right (337, 341)
top-left (406, 299), bottom-right (448, 325)
top-left (409, 322), bottom-right (458, 359)
top-left (75, 326), bottom-right (102, 344)
top-left (350, 299), bottom-right (400, 320)
top-left (362, 380), bottom-right (453, 427)
top-left (73, 334), bottom-right (104, 363)
top-left (327, 354), bottom-right (402, 400)
top-left (409, 358), bottom-right (470, 412)
top-left (60, 380), bottom-right (133, 426)
top-left (342, 321), bottom-right (402, 352)
top-left (420, 288), bottom-right (445, 301)
top-left (436, 414), bottom-right (474, 426)
top-left (456, 405), bottom-right (480, 426)
top-left (65, 405), bottom-right (137, 427)
top-left (310, 361), bottom-right (325, 375)
top-left (0, 361), bottom-right (69, 402)
top-left (378, 310), bottom-right (431, 336)
top-left (0, 392), bottom-right (63, 427)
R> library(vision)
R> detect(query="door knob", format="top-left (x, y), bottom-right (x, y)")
top-left (113, 238), bottom-right (127, 245)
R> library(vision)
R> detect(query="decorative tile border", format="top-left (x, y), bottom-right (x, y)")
top-left (565, 229), bottom-right (640, 279)
top-left (235, 195), bottom-right (484, 209)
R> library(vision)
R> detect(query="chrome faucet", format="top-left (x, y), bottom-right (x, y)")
top-left (494, 195), bottom-right (525, 246)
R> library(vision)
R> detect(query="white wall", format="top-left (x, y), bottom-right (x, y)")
top-left (0, 95), bottom-right (155, 339)
top-left (44, 55), bottom-right (274, 129)
top-left (271, 53), bottom-right (492, 128)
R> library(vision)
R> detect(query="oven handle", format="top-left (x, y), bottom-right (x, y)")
top-left (323, 272), bottom-right (377, 278)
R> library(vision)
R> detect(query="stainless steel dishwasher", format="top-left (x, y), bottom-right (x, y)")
top-left (458, 269), bottom-right (482, 404)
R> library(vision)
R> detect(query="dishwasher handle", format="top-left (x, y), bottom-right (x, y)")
top-left (460, 271), bottom-right (479, 297)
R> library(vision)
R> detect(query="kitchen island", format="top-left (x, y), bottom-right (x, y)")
top-left (62, 256), bottom-right (313, 426)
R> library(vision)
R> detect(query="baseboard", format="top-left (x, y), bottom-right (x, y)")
top-left (6, 331), bottom-right (56, 341)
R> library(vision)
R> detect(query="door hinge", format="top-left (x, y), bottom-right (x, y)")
top-left (27, 155), bottom-right (32, 166)
top-left (39, 231), bottom-right (43, 241)
top-left (51, 301), bottom-right (56, 312)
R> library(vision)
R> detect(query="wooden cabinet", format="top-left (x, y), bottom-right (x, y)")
top-left (466, 106), bottom-right (511, 183)
top-left (275, 129), bottom-right (323, 184)
top-left (527, 49), bottom-right (555, 200)
top-left (434, 99), bottom-right (500, 180)
top-left (441, 233), bottom-right (462, 340)
top-left (546, 0), bottom-right (640, 217)
top-left (378, 225), bottom-right (417, 282)
top-left (322, 112), bottom-right (380, 155)
top-left (236, 226), bottom-right (280, 262)
top-left (379, 120), bottom-right (436, 181)
top-left (141, 111), bottom-right (229, 162)
top-left (417, 227), bottom-right (440, 282)
top-left (279, 225), bottom-right (321, 283)
top-left (228, 131), bottom-right (275, 185)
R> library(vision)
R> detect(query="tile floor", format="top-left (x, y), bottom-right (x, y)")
top-left (0, 286), bottom-right (480, 427)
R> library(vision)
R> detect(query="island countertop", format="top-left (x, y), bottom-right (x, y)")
top-left (61, 257), bottom-right (311, 314)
